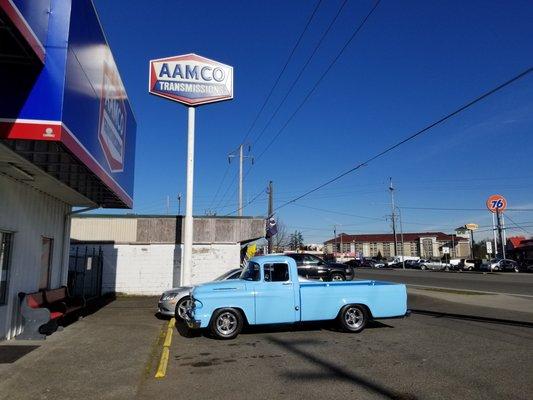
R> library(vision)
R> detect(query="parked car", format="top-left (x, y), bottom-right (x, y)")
top-left (419, 259), bottom-right (449, 271)
top-left (404, 259), bottom-right (421, 269)
top-left (518, 259), bottom-right (533, 272)
top-left (388, 256), bottom-right (420, 265)
top-left (386, 261), bottom-right (405, 269)
top-left (480, 259), bottom-right (519, 272)
top-left (461, 259), bottom-right (479, 271)
top-left (285, 253), bottom-right (355, 281)
top-left (364, 259), bottom-right (385, 268)
top-left (344, 259), bottom-right (362, 268)
top-left (158, 268), bottom-right (242, 319)
top-left (184, 255), bottom-right (408, 339)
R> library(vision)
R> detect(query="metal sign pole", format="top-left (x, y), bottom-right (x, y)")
top-left (149, 54), bottom-right (234, 286)
top-left (492, 212), bottom-right (497, 259)
top-left (182, 106), bottom-right (196, 286)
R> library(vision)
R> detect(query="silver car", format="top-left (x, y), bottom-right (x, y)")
top-left (157, 268), bottom-right (242, 319)
top-left (419, 259), bottom-right (450, 271)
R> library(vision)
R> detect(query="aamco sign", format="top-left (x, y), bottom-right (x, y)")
top-left (99, 61), bottom-right (127, 172)
top-left (148, 53), bottom-right (233, 106)
top-left (486, 194), bottom-right (507, 213)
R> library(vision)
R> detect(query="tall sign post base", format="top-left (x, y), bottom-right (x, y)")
top-left (182, 106), bottom-right (195, 286)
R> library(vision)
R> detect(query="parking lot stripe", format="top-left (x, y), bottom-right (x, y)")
top-left (155, 318), bottom-right (175, 379)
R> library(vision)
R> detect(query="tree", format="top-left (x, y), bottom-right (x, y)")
top-left (473, 240), bottom-right (489, 259)
top-left (271, 220), bottom-right (289, 252)
top-left (289, 231), bottom-right (304, 251)
top-left (376, 251), bottom-right (383, 260)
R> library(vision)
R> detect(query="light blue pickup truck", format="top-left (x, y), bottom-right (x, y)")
top-left (185, 255), bottom-right (408, 339)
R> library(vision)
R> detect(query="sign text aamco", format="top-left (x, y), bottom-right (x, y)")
top-left (148, 53), bottom-right (233, 106)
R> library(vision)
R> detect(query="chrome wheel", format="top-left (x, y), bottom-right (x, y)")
top-left (216, 312), bottom-right (238, 336)
top-left (331, 274), bottom-right (344, 281)
top-left (177, 297), bottom-right (192, 319)
top-left (344, 307), bottom-right (364, 330)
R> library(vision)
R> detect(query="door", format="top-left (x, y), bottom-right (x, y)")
top-left (39, 237), bottom-right (53, 290)
top-left (254, 262), bottom-right (298, 324)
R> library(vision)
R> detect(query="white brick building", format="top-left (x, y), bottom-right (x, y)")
top-left (70, 215), bottom-right (264, 295)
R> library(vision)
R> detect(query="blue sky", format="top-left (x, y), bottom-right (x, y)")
top-left (93, 0), bottom-right (533, 243)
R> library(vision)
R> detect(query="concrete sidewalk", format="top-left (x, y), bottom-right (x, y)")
top-left (0, 296), bottom-right (164, 400)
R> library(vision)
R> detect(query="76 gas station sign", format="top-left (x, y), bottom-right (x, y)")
top-left (486, 194), bottom-right (507, 213)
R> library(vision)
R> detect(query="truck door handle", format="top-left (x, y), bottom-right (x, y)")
top-left (282, 282), bottom-right (292, 286)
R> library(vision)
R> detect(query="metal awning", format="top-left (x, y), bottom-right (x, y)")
top-left (0, 139), bottom-right (127, 208)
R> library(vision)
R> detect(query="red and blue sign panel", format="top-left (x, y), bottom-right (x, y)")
top-left (149, 54), bottom-right (233, 106)
top-left (0, 0), bottom-right (136, 208)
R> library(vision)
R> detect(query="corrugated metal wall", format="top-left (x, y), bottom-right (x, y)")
top-left (71, 218), bottom-right (137, 243)
top-left (71, 216), bottom-right (265, 244)
top-left (0, 173), bottom-right (70, 340)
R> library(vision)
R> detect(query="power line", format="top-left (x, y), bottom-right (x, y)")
top-left (207, 163), bottom-right (231, 210)
top-left (274, 66), bottom-right (533, 212)
top-left (251, 0), bottom-right (350, 146)
top-left (212, 170), bottom-right (238, 211)
top-left (238, 0), bottom-right (324, 146)
top-left (223, 188), bottom-right (267, 216)
top-left (505, 214), bottom-right (533, 235)
top-left (252, 0), bottom-right (382, 165)
top-left (400, 206), bottom-right (533, 212)
top-left (291, 203), bottom-right (386, 221)
top-left (209, 0), bottom-right (323, 210)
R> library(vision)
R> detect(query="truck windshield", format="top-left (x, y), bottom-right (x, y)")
top-left (240, 262), bottom-right (260, 281)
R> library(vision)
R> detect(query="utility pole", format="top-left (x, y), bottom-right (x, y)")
top-left (396, 206), bottom-right (405, 269)
top-left (496, 210), bottom-right (506, 259)
top-left (267, 181), bottom-right (273, 254)
top-left (177, 193), bottom-right (182, 215)
top-left (229, 144), bottom-right (254, 216)
top-left (389, 178), bottom-right (398, 257)
top-left (333, 225), bottom-right (337, 258)
top-left (166, 195), bottom-right (170, 215)
top-left (340, 231), bottom-right (343, 260)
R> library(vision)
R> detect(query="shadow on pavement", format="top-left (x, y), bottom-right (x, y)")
top-left (411, 309), bottom-right (533, 328)
top-left (174, 318), bottom-right (393, 339)
top-left (0, 345), bottom-right (40, 364)
top-left (267, 335), bottom-right (417, 400)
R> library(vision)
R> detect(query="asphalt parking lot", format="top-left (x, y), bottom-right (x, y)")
top-left (138, 293), bottom-right (533, 400)
top-left (0, 289), bottom-right (532, 400)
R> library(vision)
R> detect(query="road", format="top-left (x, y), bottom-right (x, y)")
top-left (354, 268), bottom-right (533, 296)
top-left (138, 294), bottom-right (533, 400)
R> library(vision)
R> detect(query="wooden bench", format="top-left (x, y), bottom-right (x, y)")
top-left (17, 287), bottom-right (85, 340)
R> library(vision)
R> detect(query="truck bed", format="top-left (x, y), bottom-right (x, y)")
top-left (299, 280), bottom-right (407, 321)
